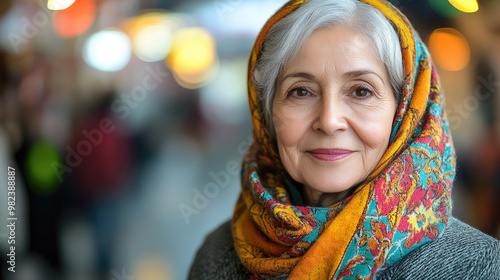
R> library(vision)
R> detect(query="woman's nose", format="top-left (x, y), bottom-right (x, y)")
top-left (313, 96), bottom-right (348, 135)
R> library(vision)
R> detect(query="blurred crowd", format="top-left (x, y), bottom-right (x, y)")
top-left (0, 0), bottom-right (499, 279)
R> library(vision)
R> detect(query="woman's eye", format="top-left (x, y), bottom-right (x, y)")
top-left (351, 87), bottom-right (372, 98)
top-left (289, 88), bottom-right (311, 97)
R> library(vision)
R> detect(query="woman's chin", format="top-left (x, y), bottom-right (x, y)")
top-left (299, 161), bottom-right (365, 194)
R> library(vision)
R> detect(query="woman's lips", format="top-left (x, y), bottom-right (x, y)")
top-left (306, 149), bottom-right (354, 162)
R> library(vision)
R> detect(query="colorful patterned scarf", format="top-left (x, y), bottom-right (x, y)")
top-left (232, 0), bottom-right (456, 279)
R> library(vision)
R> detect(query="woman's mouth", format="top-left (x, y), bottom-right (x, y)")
top-left (306, 149), bottom-right (354, 162)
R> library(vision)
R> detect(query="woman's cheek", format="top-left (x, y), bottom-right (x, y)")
top-left (352, 108), bottom-right (394, 149)
top-left (275, 116), bottom-right (300, 147)
top-left (274, 106), bottom-right (311, 147)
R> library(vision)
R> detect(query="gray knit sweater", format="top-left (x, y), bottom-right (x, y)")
top-left (188, 217), bottom-right (500, 279)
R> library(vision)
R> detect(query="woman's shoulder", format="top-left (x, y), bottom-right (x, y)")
top-left (189, 218), bottom-right (499, 279)
top-left (188, 220), bottom-right (251, 280)
top-left (379, 217), bottom-right (500, 280)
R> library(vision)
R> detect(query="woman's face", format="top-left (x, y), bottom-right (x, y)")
top-left (273, 26), bottom-right (396, 205)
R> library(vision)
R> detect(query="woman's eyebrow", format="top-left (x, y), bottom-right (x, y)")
top-left (344, 70), bottom-right (385, 85)
top-left (279, 72), bottom-right (315, 83)
top-left (279, 70), bottom-right (385, 86)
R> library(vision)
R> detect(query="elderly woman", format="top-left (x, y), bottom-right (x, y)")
top-left (189, 0), bottom-right (500, 279)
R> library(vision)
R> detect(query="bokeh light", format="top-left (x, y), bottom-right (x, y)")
top-left (26, 141), bottom-right (62, 195)
top-left (124, 12), bottom-right (174, 62)
top-left (428, 0), bottom-right (461, 17)
top-left (428, 28), bottom-right (471, 71)
top-left (48, 0), bottom-right (76, 11)
top-left (133, 255), bottom-right (173, 280)
top-left (448, 0), bottom-right (479, 13)
top-left (168, 27), bottom-right (215, 74)
top-left (134, 24), bottom-right (172, 62)
top-left (167, 27), bottom-right (218, 88)
top-left (52, 0), bottom-right (96, 38)
top-left (172, 58), bottom-right (219, 89)
top-left (83, 29), bottom-right (132, 72)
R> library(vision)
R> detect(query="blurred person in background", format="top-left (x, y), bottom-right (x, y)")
top-left (0, 0), bottom-right (30, 275)
top-left (189, 0), bottom-right (500, 279)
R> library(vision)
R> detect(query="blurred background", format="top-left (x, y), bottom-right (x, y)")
top-left (0, 0), bottom-right (499, 279)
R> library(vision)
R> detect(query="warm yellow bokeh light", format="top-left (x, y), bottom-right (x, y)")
top-left (122, 12), bottom-right (175, 62)
top-left (167, 27), bottom-right (216, 75)
top-left (428, 28), bottom-right (471, 71)
top-left (133, 255), bottom-right (173, 280)
top-left (173, 57), bottom-right (220, 89)
top-left (48, 0), bottom-right (76, 10)
top-left (448, 0), bottom-right (479, 13)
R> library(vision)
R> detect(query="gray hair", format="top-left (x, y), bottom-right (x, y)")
top-left (253, 0), bottom-right (404, 134)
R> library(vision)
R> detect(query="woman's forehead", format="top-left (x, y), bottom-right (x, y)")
top-left (280, 26), bottom-right (387, 81)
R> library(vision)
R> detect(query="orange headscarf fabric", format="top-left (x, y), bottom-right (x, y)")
top-left (232, 0), bottom-right (456, 279)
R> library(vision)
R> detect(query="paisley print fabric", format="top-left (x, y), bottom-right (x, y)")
top-left (232, 0), bottom-right (456, 279)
